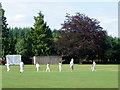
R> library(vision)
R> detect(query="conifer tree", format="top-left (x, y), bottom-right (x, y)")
top-left (0, 3), bottom-right (2, 58)
top-left (0, 3), bottom-right (10, 57)
top-left (30, 11), bottom-right (53, 56)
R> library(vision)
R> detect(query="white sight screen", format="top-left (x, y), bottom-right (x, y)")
top-left (6, 55), bottom-right (21, 65)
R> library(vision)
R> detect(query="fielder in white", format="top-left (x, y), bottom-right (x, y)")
top-left (70, 58), bottom-right (74, 72)
top-left (92, 60), bottom-right (96, 71)
top-left (46, 63), bottom-right (50, 72)
top-left (36, 63), bottom-right (40, 72)
top-left (20, 61), bottom-right (24, 73)
top-left (59, 61), bottom-right (62, 72)
top-left (5, 63), bottom-right (10, 72)
top-left (58, 60), bottom-right (65, 72)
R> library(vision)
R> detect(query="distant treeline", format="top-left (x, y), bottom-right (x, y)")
top-left (8, 27), bottom-right (120, 64)
top-left (9, 27), bottom-right (31, 39)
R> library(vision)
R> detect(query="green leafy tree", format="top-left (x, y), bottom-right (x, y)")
top-left (9, 37), bottom-right (17, 54)
top-left (15, 39), bottom-right (26, 55)
top-left (104, 36), bottom-right (120, 63)
top-left (30, 11), bottom-right (54, 56)
top-left (52, 29), bottom-right (60, 41)
top-left (9, 27), bottom-right (31, 55)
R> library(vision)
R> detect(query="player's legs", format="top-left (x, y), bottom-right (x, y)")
top-left (94, 66), bottom-right (96, 71)
top-left (7, 67), bottom-right (10, 72)
top-left (46, 68), bottom-right (49, 72)
top-left (71, 66), bottom-right (74, 71)
top-left (36, 67), bottom-right (39, 72)
top-left (48, 68), bottom-right (50, 72)
top-left (92, 66), bottom-right (94, 71)
top-left (59, 66), bottom-right (62, 72)
top-left (46, 68), bottom-right (48, 72)
top-left (20, 67), bottom-right (24, 73)
top-left (70, 65), bottom-right (73, 72)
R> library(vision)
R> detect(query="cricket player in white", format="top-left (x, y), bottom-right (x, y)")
top-left (70, 58), bottom-right (74, 71)
top-left (46, 63), bottom-right (50, 72)
top-left (59, 61), bottom-right (62, 72)
top-left (20, 61), bottom-right (24, 73)
top-left (92, 60), bottom-right (96, 71)
top-left (5, 63), bottom-right (10, 72)
top-left (36, 63), bottom-right (40, 72)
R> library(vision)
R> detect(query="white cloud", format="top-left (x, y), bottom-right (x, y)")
top-left (96, 17), bottom-right (117, 24)
top-left (9, 22), bottom-right (32, 28)
top-left (108, 31), bottom-right (118, 37)
top-left (14, 14), bottom-right (26, 21)
top-left (89, 16), bottom-right (118, 37)
top-left (7, 14), bottom-right (29, 27)
top-left (7, 14), bottom-right (27, 22)
top-left (90, 15), bottom-right (117, 24)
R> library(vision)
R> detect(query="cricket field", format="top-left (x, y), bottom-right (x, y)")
top-left (1, 64), bottom-right (119, 88)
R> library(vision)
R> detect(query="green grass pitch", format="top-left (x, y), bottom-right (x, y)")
top-left (2, 64), bottom-right (118, 88)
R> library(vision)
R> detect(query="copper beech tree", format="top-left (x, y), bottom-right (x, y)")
top-left (55, 13), bottom-right (108, 60)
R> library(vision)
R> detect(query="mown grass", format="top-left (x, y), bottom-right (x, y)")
top-left (2, 64), bottom-right (118, 88)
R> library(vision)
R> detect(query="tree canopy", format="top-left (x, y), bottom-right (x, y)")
top-left (55, 13), bottom-right (108, 60)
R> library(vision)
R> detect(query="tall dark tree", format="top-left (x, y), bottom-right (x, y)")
top-left (55, 13), bottom-right (108, 60)
top-left (1, 3), bottom-right (10, 58)
top-left (0, 3), bottom-right (2, 58)
top-left (29, 11), bottom-right (54, 56)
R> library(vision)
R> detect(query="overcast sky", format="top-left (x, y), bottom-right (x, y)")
top-left (0, 0), bottom-right (118, 37)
